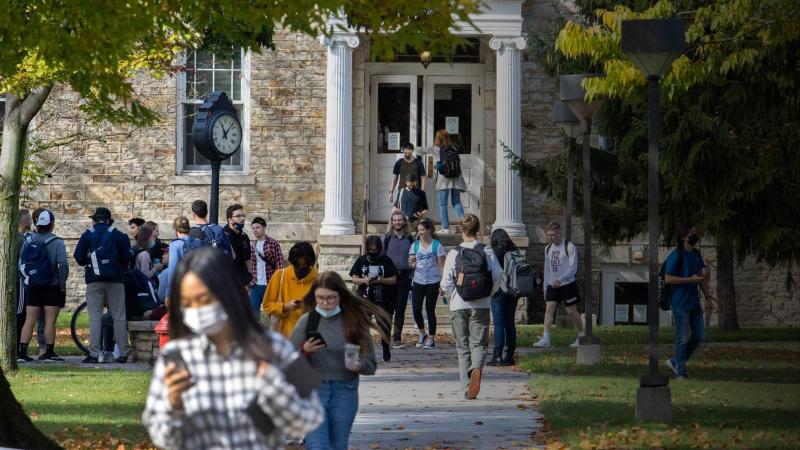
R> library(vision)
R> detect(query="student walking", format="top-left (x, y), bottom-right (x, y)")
top-left (142, 247), bottom-right (324, 450)
top-left (249, 216), bottom-right (285, 314)
top-left (17, 209), bottom-right (69, 362)
top-left (262, 242), bottom-right (319, 337)
top-left (223, 204), bottom-right (253, 289)
top-left (349, 235), bottom-right (397, 361)
top-left (389, 142), bottom-right (426, 203)
top-left (393, 174), bottom-right (428, 229)
top-left (441, 214), bottom-right (502, 399)
top-left (419, 130), bottom-right (466, 233)
top-left (382, 211), bottom-right (414, 348)
top-left (665, 224), bottom-right (708, 379)
top-left (290, 271), bottom-right (389, 450)
top-left (534, 222), bottom-right (585, 349)
top-left (487, 228), bottom-right (521, 366)
top-left (74, 207), bottom-right (133, 363)
top-left (408, 218), bottom-right (446, 349)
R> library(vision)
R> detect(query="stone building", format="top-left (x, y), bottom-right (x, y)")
top-left (10, 0), bottom-right (798, 327)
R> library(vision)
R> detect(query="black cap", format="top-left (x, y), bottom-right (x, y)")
top-left (89, 207), bottom-right (112, 221)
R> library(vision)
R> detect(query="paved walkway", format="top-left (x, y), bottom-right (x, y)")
top-left (350, 340), bottom-right (545, 449)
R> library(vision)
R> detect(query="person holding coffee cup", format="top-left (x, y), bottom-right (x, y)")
top-left (290, 271), bottom-right (390, 450)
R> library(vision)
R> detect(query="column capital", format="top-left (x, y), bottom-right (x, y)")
top-left (320, 33), bottom-right (360, 49)
top-left (489, 36), bottom-right (527, 51)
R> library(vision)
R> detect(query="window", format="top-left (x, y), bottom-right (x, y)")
top-left (178, 49), bottom-right (249, 172)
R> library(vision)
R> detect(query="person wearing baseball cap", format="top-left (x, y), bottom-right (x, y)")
top-left (74, 206), bottom-right (133, 363)
top-left (17, 208), bottom-right (69, 363)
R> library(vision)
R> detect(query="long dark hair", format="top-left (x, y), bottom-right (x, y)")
top-left (302, 272), bottom-right (390, 352)
top-left (135, 226), bottom-right (154, 251)
top-left (167, 247), bottom-right (273, 361)
top-left (490, 228), bottom-right (517, 266)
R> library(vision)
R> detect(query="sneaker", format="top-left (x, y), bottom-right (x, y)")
top-left (666, 358), bottom-right (679, 376)
top-left (115, 356), bottom-right (128, 364)
top-left (392, 340), bottom-right (406, 349)
top-left (467, 368), bottom-right (481, 399)
top-left (38, 352), bottom-right (65, 363)
top-left (423, 337), bottom-right (435, 349)
top-left (676, 375), bottom-right (688, 380)
top-left (416, 333), bottom-right (428, 348)
top-left (82, 356), bottom-right (99, 364)
top-left (441, 228), bottom-right (449, 234)
top-left (17, 354), bottom-right (34, 363)
top-left (570, 337), bottom-right (581, 348)
top-left (533, 336), bottom-right (551, 348)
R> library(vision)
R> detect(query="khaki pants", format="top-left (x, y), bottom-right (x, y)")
top-left (86, 282), bottom-right (129, 358)
top-left (451, 308), bottom-right (490, 390)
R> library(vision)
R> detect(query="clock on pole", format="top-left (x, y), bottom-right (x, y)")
top-left (192, 91), bottom-right (242, 224)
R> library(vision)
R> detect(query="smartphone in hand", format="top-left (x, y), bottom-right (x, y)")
top-left (306, 331), bottom-right (327, 347)
top-left (161, 348), bottom-right (195, 382)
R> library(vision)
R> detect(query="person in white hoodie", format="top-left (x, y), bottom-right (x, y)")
top-left (441, 214), bottom-right (502, 400)
top-left (533, 221), bottom-right (585, 348)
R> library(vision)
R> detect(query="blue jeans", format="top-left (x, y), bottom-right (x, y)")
top-left (491, 290), bottom-right (518, 355)
top-left (438, 189), bottom-right (465, 229)
top-left (670, 307), bottom-right (705, 377)
top-left (248, 284), bottom-right (267, 315)
top-left (306, 379), bottom-right (360, 450)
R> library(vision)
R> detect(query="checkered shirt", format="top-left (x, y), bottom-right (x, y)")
top-left (250, 236), bottom-right (285, 287)
top-left (142, 331), bottom-right (323, 450)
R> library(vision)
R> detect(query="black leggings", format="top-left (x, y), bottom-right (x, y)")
top-left (412, 282), bottom-right (440, 336)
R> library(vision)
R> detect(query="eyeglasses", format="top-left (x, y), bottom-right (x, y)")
top-left (315, 294), bottom-right (340, 304)
top-left (233, 214), bottom-right (246, 219)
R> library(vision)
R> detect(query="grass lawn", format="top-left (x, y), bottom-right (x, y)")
top-left (517, 325), bottom-right (800, 449)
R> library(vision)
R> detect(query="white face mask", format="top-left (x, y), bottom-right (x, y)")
top-left (316, 305), bottom-right (341, 318)
top-left (183, 303), bottom-right (228, 336)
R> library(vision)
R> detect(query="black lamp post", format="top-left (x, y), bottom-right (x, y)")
top-left (622, 18), bottom-right (685, 422)
top-left (560, 74), bottom-right (604, 360)
top-left (553, 101), bottom-right (580, 242)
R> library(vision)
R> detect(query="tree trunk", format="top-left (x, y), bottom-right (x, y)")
top-left (0, 366), bottom-right (62, 449)
top-left (716, 243), bottom-right (741, 331)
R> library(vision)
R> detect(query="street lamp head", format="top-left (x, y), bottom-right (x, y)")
top-left (621, 19), bottom-right (685, 78)
top-left (559, 74), bottom-right (605, 122)
top-left (420, 50), bottom-right (432, 69)
top-left (553, 100), bottom-right (581, 139)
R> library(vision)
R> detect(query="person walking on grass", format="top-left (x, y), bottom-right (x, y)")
top-left (533, 221), bottom-right (585, 349)
top-left (441, 214), bottom-right (502, 399)
top-left (249, 216), bottom-right (285, 315)
top-left (382, 211), bottom-right (414, 349)
top-left (17, 209), bottom-right (69, 363)
top-left (665, 223), bottom-right (707, 380)
top-left (408, 218), bottom-right (446, 349)
top-left (290, 271), bottom-right (389, 450)
top-left (16, 208), bottom-right (46, 355)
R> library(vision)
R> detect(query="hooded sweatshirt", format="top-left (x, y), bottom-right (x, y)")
top-left (262, 265), bottom-right (319, 337)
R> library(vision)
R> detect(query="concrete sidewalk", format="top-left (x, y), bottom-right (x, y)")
top-left (350, 341), bottom-right (545, 449)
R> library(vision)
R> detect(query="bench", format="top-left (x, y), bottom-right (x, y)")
top-left (128, 320), bottom-right (160, 362)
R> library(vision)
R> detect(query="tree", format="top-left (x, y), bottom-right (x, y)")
top-left (0, 0), bottom-right (480, 445)
top-left (511, 0), bottom-right (800, 330)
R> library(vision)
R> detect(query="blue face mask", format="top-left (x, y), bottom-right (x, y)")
top-left (316, 306), bottom-right (341, 318)
top-left (234, 223), bottom-right (244, 231)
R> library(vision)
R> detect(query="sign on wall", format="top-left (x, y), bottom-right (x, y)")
top-left (445, 116), bottom-right (459, 134)
top-left (388, 132), bottom-right (401, 151)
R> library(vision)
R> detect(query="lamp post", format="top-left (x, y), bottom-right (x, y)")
top-left (553, 101), bottom-right (580, 242)
top-left (560, 74), bottom-right (604, 364)
top-left (622, 18), bottom-right (685, 423)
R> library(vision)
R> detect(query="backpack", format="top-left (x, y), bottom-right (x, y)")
top-left (19, 236), bottom-right (60, 287)
top-left (177, 236), bottom-right (205, 259)
top-left (123, 268), bottom-right (160, 320)
top-left (89, 228), bottom-right (121, 281)
top-left (454, 244), bottom-right (493, 301)
top-left (199, 223), bottom-right (231, 254)
top-left (502, 250), bottom-right (535, 298)
top-left (438, 146), bottom-right (462, 178)
top-left (413, 239), bottom-right (440, 256)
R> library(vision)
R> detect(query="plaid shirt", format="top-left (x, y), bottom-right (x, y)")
top-left (142, 332), bottom-right (323, 450)
top-left (250, 236), bottom-right (285, 287)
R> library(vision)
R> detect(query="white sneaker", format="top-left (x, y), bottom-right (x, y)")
top-left (666, 358), bottom-right (679, 376)
top-left (533, 336), bottom-right (551, 348)
top-left (423, 337), bottom-right (435, 349)
top-left (570, 337), bottom-right (581, 348)
top-left (392, 340), bottom-right (406, 349)
top-left (440, 228), bottom-right (449, 234)
top-left (416, 333), bottom-right (427, 348)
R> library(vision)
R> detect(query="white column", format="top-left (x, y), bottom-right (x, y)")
top-left (490, 36), bottom-right (527, 237)
top-left (319, 33), bottom-right (360, 235)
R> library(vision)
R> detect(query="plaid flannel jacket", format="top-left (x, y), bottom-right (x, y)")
top-left (250, 236), bottom-right (285, 287)
top-left (142, 331), bottom-right (323, 450)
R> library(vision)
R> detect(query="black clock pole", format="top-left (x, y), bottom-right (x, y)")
top-left (210, 159), bottom-right (221, 224)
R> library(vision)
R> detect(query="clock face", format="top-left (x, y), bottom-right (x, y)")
top-left (211, 113), bottom-right (242, 156)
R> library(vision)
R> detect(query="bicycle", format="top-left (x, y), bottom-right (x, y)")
top-left (70, 301), bottom-right (116, 357)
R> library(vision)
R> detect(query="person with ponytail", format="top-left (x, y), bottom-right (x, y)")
top-left (290, 271), bottom-right (391, 450)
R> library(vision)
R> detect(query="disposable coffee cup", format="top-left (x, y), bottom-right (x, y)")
top-left (344, 343), bottom-right (360, 368)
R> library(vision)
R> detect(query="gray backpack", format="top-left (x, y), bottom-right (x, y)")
top-left (502, 250), bottom-right (535, 298)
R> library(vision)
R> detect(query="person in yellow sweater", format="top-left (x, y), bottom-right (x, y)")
top-left (262, 242), bottom-right (319, 336)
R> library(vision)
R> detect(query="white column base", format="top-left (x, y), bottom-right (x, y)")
top-left (319, 220), bottom-right (356, 236)
top-left (492, 220), bottom-right (527, 237)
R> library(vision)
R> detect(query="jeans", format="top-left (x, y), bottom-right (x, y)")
top-left (390, 271), bottom-right (412, 341)
top-left (86, 282), bottom-right (129, 358)
top-left (671, 307), bottom-right (705, 377)
top-left (451, 308), bottom-right (490, 390)
top-left (249, 284), bottom-right (267, 315)
top-left (306, 379), bottom-right (360, 450)
top-left (490, 290), bottom-right (518, 356)
top-left (412, 282), bottom-right (440, 335)
top-left (438, 189), bottom-right (465, 229)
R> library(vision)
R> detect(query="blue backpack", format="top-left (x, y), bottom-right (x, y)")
top-left (89, 228), bottom-right (121, 281)
top-left (199, 224), bottom-right (231, 254)
top-left (19, 236), bottom-right (60, 287)
top-left (177, 236), bottom-right (205, 259)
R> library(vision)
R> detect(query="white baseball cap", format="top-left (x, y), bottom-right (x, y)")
top-left (35, 210), bottom-right (54, 226)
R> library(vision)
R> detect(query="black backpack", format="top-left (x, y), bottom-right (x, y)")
top-left (503, 250), bottom-right (536, 298)
top-left (438, 146), bottom-right (462, 178)
top-left (123, 268), bottom-right (160, 320)
top-left (455, 244), bottom-right (493, 301)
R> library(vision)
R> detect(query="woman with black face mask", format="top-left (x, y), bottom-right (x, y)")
top-left (349, 235), bottom-right (397, 361)
top-left (142, 247), bottom-right (324, 449)
top-left (262, 242), bottom-right (319, 337)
